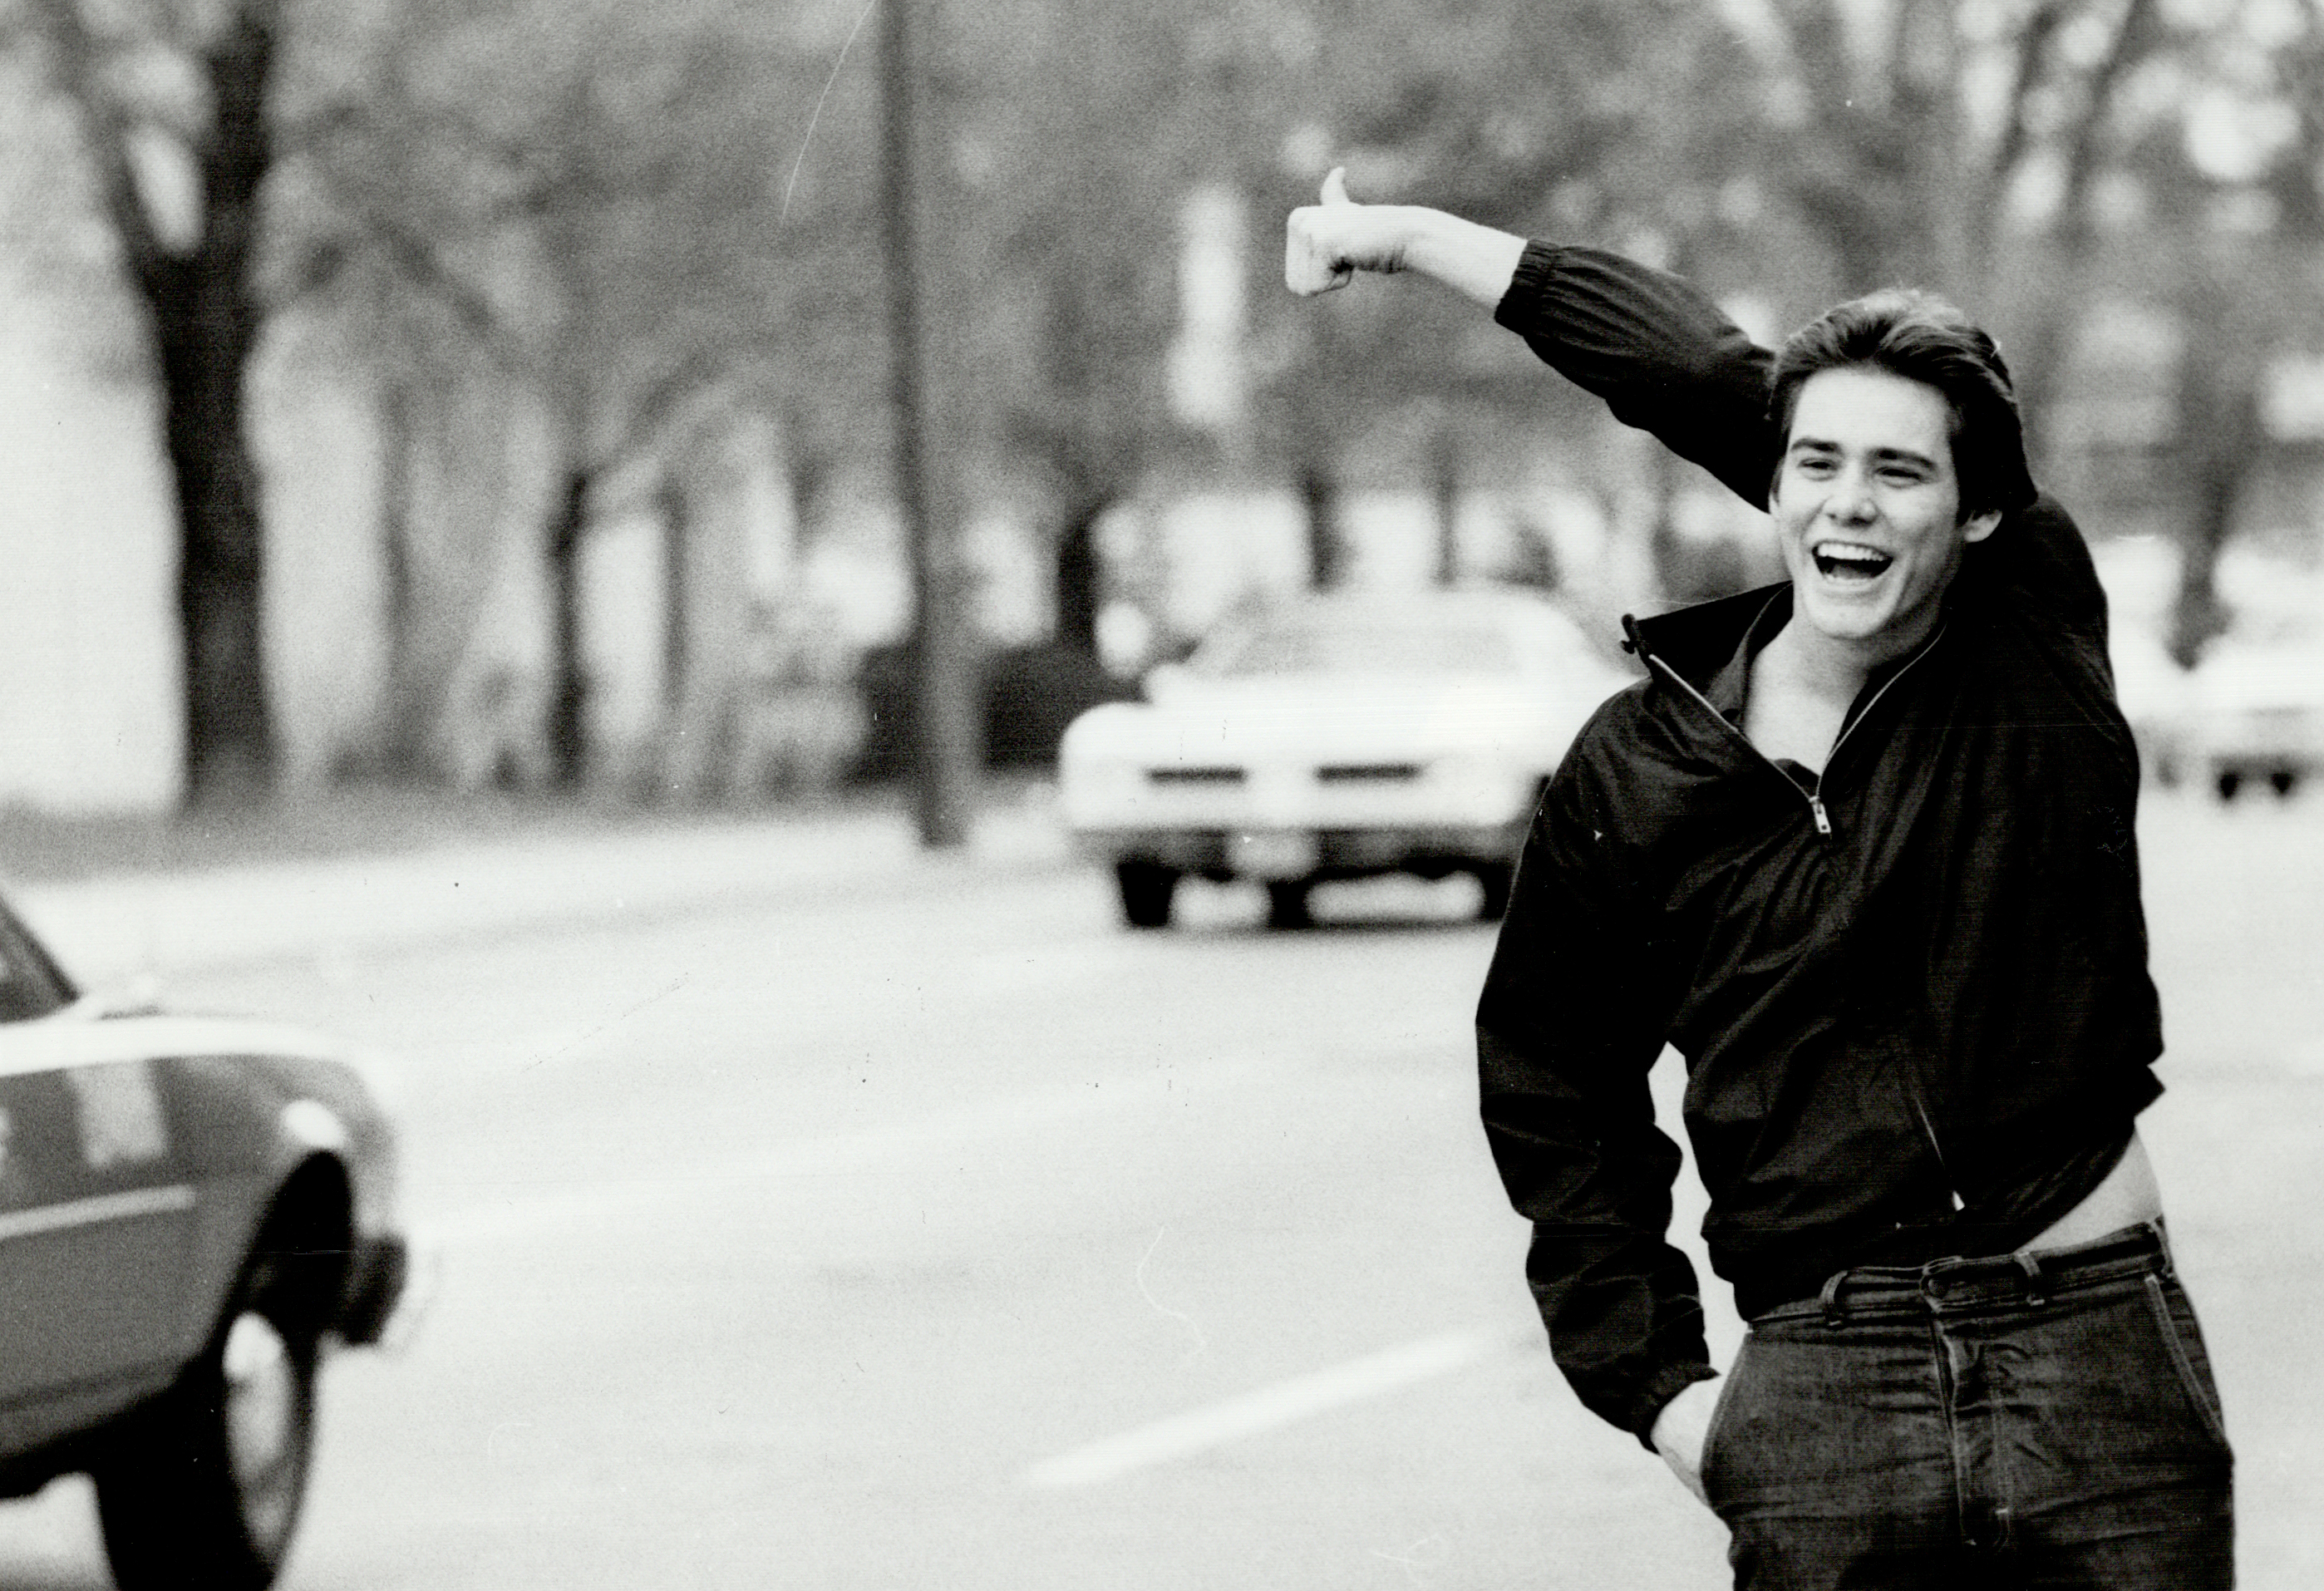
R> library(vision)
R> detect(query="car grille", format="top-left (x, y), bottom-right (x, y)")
top-left (1146, 766), bottom-right (1247, 786)
top-left (1315, 762), bottom-right (1423, 783)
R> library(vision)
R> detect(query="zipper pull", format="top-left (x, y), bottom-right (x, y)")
top-left (1809, 795), bottom-right (1833, 836)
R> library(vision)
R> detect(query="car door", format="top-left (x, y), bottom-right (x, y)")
top-left (0, 1046), bottom-right (198, 1404)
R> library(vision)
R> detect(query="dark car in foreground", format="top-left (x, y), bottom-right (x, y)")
top-left (0, 890), bottom-right (406, 1589)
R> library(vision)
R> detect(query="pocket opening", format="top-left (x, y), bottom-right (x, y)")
top-left (2141, 1273), bottom-right (2231, 1451)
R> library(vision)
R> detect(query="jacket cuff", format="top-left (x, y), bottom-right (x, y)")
top-left (1491, 240), bottom-right (1564, 336)
top-left (1629, 1358), bottom-right (1720, 1452)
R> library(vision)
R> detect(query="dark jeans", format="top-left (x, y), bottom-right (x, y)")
top-left (1701, 1221), bottom-right (2234, 1589)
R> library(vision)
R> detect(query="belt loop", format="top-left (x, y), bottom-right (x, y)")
top-left (1819, 1271), bottom-right (1849, 1327)
top-left (2014, 1250), bottom-right (2046, 1308)
top-left (2149, 1216), bottom-right (2176, 1279)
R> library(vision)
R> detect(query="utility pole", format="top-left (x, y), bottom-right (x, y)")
top-left (881, 0), bottom-right (976, 848)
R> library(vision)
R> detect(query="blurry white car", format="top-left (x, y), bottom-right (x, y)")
top-left (1059, 587), bottom-right (1633, 928)
top-left (2182, 634), bottom-right (2324, 800)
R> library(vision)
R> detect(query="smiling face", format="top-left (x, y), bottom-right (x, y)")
top-left (1771, 365), bottom-right (2001, 664)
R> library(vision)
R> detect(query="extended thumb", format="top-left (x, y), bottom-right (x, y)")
top-left (1320, 165), bottom-right (1352, 206)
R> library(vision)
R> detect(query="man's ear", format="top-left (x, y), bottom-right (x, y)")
top-left (1961, 509), bottom-right (2002, 544)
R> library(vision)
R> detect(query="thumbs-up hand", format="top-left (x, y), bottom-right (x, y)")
top-left (1285, 166), bottom-right (1395, 296)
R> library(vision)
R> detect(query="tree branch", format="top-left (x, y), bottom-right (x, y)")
top-left (1982, 2), bottom-right (2068, 212)
top-left (586, 343), bottom-right (739, 480)
top-left (22, 0), bottom-right (175, 294)
top-left (2051, 0), bottom-right (2159, 247)
top-left (327, 199), bottom-right (529, 370)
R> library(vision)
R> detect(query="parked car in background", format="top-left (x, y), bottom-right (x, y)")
top-left (1059, 587), bottom-right (1634, 928)
top-left (2181, 632), bottom-right (2324, 800)
top-left (0, 889), bottom-right (406, 1591)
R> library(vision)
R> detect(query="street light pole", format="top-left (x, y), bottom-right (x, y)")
top-left (881, 0), bottom-right (976, 849)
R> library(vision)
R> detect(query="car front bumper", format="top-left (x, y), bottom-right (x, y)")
top-left (336, 1231), bottom-right (409, 1346)
top-left (1076, 821), bottom-right (1527, 881)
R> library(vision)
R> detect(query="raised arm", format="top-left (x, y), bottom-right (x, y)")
top-left (1286, 173), bottom-right (1780, 507)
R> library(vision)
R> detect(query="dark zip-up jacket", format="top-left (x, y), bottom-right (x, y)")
top-left (1476, 242), bottom-right (2165, 1444)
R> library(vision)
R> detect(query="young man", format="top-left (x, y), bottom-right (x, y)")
top-left (1287, 173), bottom-right (2233, 1588)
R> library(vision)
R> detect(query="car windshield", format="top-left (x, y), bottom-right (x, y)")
top-left (1197, 610), bottom-right (1516, 678)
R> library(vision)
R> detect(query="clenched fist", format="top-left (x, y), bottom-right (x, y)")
top-left (1283, 167), bottom-right (1410, 294)
top-left (1283, 169), bottom-right (1528, 308)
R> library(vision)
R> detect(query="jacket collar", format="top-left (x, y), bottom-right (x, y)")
top-left (1621, 583), bottom-right (1790, 695)
top-left (1622, 582), bottom-right (1955, 751)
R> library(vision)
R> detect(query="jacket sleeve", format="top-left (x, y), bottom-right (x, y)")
top-left (1962, 494), bottom-right (2111, 653)
top-left (1492, 241), bottom-right (1780, 510)
top-left (1476, 717), bottom-right (1716, 1446)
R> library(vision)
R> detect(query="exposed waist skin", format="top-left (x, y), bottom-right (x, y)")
top-left (2021, 1129), bottom-right (2164, 1254)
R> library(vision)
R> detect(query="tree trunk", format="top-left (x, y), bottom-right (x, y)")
top-left (661, 472), bottom-right (690, 720)
top-left (158, 302), bottom-right (275, 805)
top-left (352, 366), bottom-right (521, 786)
top-left (1300, 461), bottom-right (1343, 591)
top-left (654, 470), bottom-right (722, 805)
top-left (2166, 386), bottom-right (2259, 670)
top-left (357, 376), bottom-right (431, 780)
top-left (1431, 418), bottom-right (1460, 588)
top-left (145, 2), bottom-right (282, 808)
top-left (546, 467), bottom-right (591, 789)
top-left (2165, 271), bottom-right (2264, 671)
top-left (1051, 490), bottom-right (1109, 654)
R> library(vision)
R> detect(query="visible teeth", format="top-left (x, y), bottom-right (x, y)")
top-left (1813, 542), bottom-right (1892, 578)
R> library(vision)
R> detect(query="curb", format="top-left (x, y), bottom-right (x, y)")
top-left (12, 798), bottom-right (1073, 985)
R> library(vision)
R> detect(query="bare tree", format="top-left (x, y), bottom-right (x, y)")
top-left (301, 4), bottom-right (839, 791)
top-left (17, 0), bottom-right (298, 805)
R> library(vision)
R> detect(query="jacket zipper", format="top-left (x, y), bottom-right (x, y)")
top-left (1636, 621), bottom-right (1962, 1204)
top-left (1638, 623), bottom-right (1948, 842)
top-left (1641, 654), bottom-right (1834, 834)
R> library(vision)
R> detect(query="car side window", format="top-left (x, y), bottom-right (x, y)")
top-left (0, 901), bottom-right (76, 1024)
top-left (0, 1072), bottom-right (76, 1211)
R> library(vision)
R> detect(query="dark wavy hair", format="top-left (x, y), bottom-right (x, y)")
top-left (1769, 288), bottom-right (2036, 520)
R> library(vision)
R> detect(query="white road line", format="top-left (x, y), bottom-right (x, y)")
top-left (1022, 1328), bottom-right (1512, 1490)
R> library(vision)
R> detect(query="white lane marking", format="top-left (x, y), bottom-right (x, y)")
top-left (1022, 1328), bottom-right (1513, 1489)
top-left (422, 1049), bottom-right (1293, 1244)
top-left (0, 1185), bottom-right (196, 1244)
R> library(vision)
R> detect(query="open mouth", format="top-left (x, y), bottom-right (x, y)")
top-left (1811, 541), bottom-right (1894, 582)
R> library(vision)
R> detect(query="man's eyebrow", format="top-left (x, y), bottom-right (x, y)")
top-left (1785, 436), bottom-right (1939, 470)
top-left (1868, 445), bottom-right (1940, 470)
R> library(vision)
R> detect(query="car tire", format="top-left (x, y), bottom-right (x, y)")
top-left (95, 1256), bottom-right (319, 1591)
top-left (2271, 769), bottom-right (2298, 798)
top-left (2215, 768), bottom-right (2243, 802)
top-left (1263, 879), bottom-right (1313, 931)
top-left (1472, 863), bottom-right (1514, 923)
top-left (1115, 862), bottom-right (1179, 929)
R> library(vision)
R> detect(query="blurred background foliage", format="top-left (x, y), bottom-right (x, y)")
top-left (1, 0), bottom-right (2319, 808)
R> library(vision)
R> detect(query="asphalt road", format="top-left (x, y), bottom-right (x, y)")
top-left (2, 786), bottom-right (2319, 1589)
